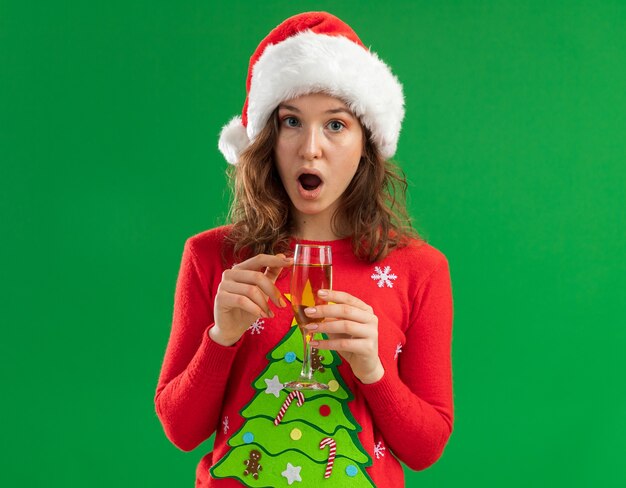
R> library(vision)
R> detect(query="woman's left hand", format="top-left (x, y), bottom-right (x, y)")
top-left (303, 289), bottom-right (384, 384)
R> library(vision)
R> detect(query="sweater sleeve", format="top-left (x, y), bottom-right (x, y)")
top-left (154, 237), bottom-right (242, 452)
top-left (358, 257), bottom-right (454, 471)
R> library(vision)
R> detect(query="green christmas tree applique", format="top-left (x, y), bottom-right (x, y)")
top-left (210, 302), bottom-right (375, 487)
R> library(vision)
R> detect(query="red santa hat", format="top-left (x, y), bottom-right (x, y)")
top-left (218, 11), bottom-right (405, 164)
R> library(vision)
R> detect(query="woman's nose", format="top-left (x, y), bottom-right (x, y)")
top-left (298, 126), bottom-right (323, 161)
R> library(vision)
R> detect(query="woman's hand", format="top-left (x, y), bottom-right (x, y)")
top-left (211, 254), bottom-right (293, 346)
top-left (303, 289), bottom-right (384, 384)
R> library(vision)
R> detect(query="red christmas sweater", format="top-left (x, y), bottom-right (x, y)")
top-left (155, 226), bottom-right (454, 487)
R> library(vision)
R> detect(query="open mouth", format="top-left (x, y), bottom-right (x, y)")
top-left (298, 173), bottom-right (322, 191)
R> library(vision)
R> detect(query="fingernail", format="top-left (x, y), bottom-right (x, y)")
top-left (306, 324), bottom-right (318, 330)
top-left (279, 297), bottom-right (287, 307)
top-left (318, 290), bottom-right (328, 297)
top-left (269, 309), bottom-right (275, 318)
top-left (310, 341), bottom-right (319, 347)
top-left (304, 307), bottom-right (316, 315)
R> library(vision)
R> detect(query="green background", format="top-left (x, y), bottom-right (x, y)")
top-left (2, 1), bottom-right (625, 486)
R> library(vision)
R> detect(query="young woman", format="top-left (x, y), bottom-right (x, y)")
top-left (155, 12), bottom-right (454, 487)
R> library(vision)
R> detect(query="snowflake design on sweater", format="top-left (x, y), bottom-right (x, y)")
top-left (222, 416), bottom-right (230, 435)
top-left (248, 318), bottom-right (265, 335)
top-left (374, 441), bottom-right (386, 459)
top-left (371, 266), bottom-right (398, 288)
top-left (394, 343), bottom-right (403, 360)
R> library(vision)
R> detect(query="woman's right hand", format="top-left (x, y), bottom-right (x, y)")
top-left (210, 253), bottom-right (293, 346)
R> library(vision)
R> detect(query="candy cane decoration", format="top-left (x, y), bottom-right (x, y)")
top-left (274, 391), bottom-right (305, 426)
top-left (319, 437), bottom-right (337, 478)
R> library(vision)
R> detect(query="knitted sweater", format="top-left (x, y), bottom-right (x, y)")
top-left (155, 226), bottom-right (454, 487)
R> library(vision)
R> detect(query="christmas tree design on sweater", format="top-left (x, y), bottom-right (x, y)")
top-left (210, 299), bottom-right (375, 486)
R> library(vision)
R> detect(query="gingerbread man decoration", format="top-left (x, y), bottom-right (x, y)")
top-left (311, 347), bottom-right (325, 373)
top-left (243, 450), bottom-right (262, 479)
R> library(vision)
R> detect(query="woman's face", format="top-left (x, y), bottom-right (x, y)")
top-left (274, 92), bottom-right (364, 228)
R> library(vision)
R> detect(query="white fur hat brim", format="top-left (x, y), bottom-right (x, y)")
top-left (218, 31), bottom-right (404, 164)
top-left (218, 116), bottom-right (249, 165)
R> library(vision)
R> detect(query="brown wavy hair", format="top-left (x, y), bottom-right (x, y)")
top-left (225, 106), bottom-right (422, 262)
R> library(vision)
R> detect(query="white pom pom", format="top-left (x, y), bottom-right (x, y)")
top-left (218, 116), bottom-right (250, 165)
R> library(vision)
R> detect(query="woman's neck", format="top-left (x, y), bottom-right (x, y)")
top-left (291, 211), bottom-right (343, 241)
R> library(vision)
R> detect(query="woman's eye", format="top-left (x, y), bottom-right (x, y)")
top-left (284, 117), bottom-right (299, 127)
top-left (328, 120), bottom-right (345, 132)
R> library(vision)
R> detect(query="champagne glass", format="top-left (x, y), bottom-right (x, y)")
top-left (284, 244), bottom-right (332, 390)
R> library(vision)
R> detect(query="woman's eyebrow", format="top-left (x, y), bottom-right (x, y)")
top-left (325, 108), bottom-right (355, 116)
top-left (278, 104), bottom-right (300, 112)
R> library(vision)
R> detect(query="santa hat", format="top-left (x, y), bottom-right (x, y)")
top-left (218, 11), bottom-right (405, 164)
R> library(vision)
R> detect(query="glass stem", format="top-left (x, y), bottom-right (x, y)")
top-left (300, 330), bottom-right (314, 380)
